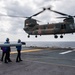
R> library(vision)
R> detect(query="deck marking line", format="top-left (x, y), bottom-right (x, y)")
top-left (10, 49), bottom-right (42, 54)
top-left (59, 50), bottom-right (73, 54)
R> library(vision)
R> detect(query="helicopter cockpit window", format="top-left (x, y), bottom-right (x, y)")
top-left (25, 19), bottom-right (37, 27)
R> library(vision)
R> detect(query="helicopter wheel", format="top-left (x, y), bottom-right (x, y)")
top-left (28, 35), bottom-right (30, 38)
top-left (35, 35), bottom-right (37, 38)
top-left (54, 35), bottom-right (58, 38)
top-left (60, 35), bottom-right (63, 38)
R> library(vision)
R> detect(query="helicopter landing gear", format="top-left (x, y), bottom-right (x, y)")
top-left (54, 35), bottom-right (58, 38)
top-left (27, 35), bottom-right (30, 38)
top-left (60, 35), bottom-right (63, 38)
top-left (35, 35), bottom-right (37, 38)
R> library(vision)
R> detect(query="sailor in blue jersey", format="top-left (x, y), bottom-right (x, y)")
top-left (0, 47), bottom-right (6, 62)
top-left (16, 39), bottom-right (22, 62)
top-left (4, 38), bottom-right (12, 63)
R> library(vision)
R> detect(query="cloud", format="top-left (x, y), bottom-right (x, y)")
top-left (0, 0), bottom-right (75, 41)
top-left (4, 1), bottom-right (33, 16)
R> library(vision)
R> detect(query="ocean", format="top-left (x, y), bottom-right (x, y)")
top-left (25, 41), bottom-right (75, 48)
top-left (0, 41), bottom-right (75, 48)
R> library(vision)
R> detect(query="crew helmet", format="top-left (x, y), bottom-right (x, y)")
top-left (18, 39), bottom-right (21, 43)
top-left (6, 38), bottom-right (9, 41)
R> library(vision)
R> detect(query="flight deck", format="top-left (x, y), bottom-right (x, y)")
top-left (21, 47), bottom-right (75, 67)
top-left (0, 47), bottom-right (75, 75)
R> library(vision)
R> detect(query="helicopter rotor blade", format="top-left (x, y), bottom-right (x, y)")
top-left (56, 17), bottom-right (68, 18)
top-left (0, 8), bottom-right (46, 19)
top-left (35, 19), bottom-right (41, 22)
top-left (0, 13), bottom-right (41, 22)
top-left (73, 16), bottom-right (75, 17)
top-left (0, 13), bottom-right (26, 18)
top-left (47, 7), bottom-right (71, 17)
top-left (29, 8), bottom-right (46, 18)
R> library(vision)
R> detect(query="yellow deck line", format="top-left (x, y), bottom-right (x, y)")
top-left (10, 49), bottom-right (42, 54)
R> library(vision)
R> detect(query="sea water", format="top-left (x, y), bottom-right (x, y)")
top-left (25, 41), bottom-right (75, 48)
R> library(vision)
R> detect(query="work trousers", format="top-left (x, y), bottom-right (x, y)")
top-left (1, 51), bottom-right (5, 61)
top-left (5, 50), bottom-right (11, 62)
top-left (16, 50), bottom-right (21, 61)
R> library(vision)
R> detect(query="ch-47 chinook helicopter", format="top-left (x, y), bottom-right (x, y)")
top-left (23, 7), bottom-right (75, 38)
top-left (0, 7), bottom-right (75, 38)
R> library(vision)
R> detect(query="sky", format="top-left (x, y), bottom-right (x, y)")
top-left (0, 0), bottom-right (75, 42)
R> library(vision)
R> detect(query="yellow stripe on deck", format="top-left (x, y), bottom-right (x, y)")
top-left (10, 49), bottom-right (42, 54)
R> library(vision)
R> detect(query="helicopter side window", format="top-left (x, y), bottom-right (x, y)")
top-left (61, 24), bottom-right (66, 29)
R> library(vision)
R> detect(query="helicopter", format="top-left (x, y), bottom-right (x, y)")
top-left (23, 7), bottom-right (75, 38)
top-left (0, 7), bottom-right (75, 38)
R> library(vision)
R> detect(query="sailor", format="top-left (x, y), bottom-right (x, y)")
top-left (16, 39), bottom-right (22, 62)
top-left (4, 38), bottom-right (12, 63)
top-left (0, 47), bottom-right (6, 62)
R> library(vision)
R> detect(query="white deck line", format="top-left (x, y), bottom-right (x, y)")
top-left (59, 50), bottom-right (73, 54)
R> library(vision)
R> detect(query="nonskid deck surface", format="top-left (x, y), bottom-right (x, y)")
top-left (0, 47), bottom-right (75, 75)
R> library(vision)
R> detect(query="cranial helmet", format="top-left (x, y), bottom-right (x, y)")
top-left (6, 38), bottom-right (9, 41)
top-left (18, 39), bottom-right (21, 43)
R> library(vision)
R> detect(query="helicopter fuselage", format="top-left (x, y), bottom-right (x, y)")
top-left (23, 8), bottom-right (75, 38)
top-left (23, 22), bottom-right (75, 38)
